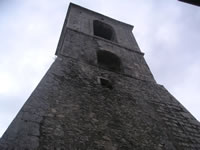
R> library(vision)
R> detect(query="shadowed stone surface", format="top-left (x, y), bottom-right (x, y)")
top-left (0, 3), bottom-right (200, 150)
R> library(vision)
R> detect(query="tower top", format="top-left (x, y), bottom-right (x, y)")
top-left (55, 3), bottom-right (140, 56)
top-left (67, 3), bottom-right (134, 29)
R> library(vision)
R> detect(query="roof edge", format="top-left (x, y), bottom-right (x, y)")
top-left (69, 3), bottom-right (134, 29)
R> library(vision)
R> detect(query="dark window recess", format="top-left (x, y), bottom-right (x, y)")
top-left (98, 77), bottom-right (113, 89)
top-left (97, 50), bottom-right (121, 72)
top-left (93, 20), bottom-right (116, 41)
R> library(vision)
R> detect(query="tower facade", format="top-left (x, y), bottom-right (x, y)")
top-left (1, 3), bottom-right (200, 150)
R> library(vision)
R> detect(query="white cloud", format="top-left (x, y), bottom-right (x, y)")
top-left (0, 73), bottom-right (15, 94)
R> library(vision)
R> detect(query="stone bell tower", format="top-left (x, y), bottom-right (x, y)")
top-left (1, 3), bottom-right (200, 150)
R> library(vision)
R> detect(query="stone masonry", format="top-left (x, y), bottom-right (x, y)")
top-left (0, 3), bottom-right (200, 150)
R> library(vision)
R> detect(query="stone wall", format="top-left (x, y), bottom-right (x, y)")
top-left (59, 29), bottom-right (155, 82)
top-left (1, 50), bottom-right (200, 149)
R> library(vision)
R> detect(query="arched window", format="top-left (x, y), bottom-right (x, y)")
top-left (97, 50), bottom-right (121, 72)
top-left (93, 20), bottom-right (116, 41)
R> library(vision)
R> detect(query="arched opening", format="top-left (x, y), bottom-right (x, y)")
top-left (97, 50), bottom-right (121, 72)
top-left (93, 20), bottom-right (116, 41)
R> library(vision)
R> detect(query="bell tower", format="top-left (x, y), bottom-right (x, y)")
top-left (55, 3), bottom-right (155, 83)
top-left (1, 3), bottom-right (200, 150)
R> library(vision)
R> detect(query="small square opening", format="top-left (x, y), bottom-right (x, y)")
top-left (98, 77), bottom-right (113, 89)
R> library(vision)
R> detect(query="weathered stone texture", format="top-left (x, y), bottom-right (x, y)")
top-left (0, 3), bottom-right (200, 150)
top-left (60, 29), bottom-right (155, 82)
top-left (57, 3), bottom-right (140, 54)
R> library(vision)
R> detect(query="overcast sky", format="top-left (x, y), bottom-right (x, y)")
top-left (0, 0), bottom-right (200, 137)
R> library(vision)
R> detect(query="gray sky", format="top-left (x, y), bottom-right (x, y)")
top-left (0, 0), bottom-right (200, 137)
